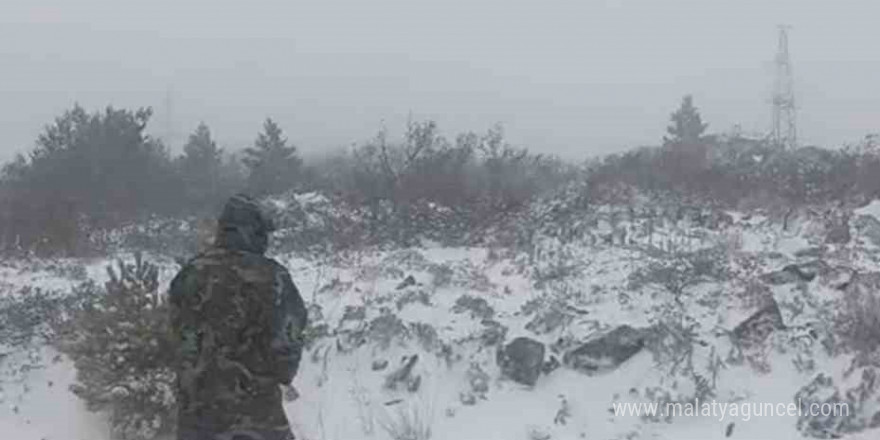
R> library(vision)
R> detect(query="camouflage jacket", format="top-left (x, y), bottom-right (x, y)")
top-left (169, 223), bottom-right (307, 436)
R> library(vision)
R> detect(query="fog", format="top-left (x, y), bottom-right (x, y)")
top-left (6, 3), bottom-right (880, 440)
top-left (1, 0), bottom-right (878, 159)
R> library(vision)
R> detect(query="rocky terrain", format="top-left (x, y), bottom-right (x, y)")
top-left (3, 193), bottom-right (880, 440)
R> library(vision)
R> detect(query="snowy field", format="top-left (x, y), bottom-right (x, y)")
top-left (3, 201), bottom-right (880, 440)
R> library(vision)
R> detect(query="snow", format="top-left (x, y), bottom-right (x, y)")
top-left (1, 206), bottom-right (879, 440)
top-left (0, 347), bottom-right (108, 440)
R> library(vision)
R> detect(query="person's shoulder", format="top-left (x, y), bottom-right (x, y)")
top-left (169, 252), bottom-right (210, 293)
top-left (172, 250), bottom-right (214, 278)
top-left (222, 252), bottom-right (288, 278)
top-left (174, 249), bottom-right (239, 279)
top-left (184, 248), bottom-right (287, 277)
top-left (187, 248), bottom-right (226, 265)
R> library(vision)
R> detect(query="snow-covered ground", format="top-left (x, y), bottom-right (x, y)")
top-left (3, 203), bottom-right (880, 440)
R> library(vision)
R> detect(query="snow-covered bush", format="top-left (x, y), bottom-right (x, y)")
top-left (110, 217), bottom-right (202, 259)
top-left (268, 190), bottom-right (474, 253)
top-left (0, 286), bottom-right (71, 404)
top-left (795, 360), bottom-right (880, 438)
top-left (269, 191), bottom-right (367, 255)
top-left (0, 286), bottom-right (68, 349)
top-left (53, 254), bottom-right (176, 440)
top-left (628, 246), bottom-right (730, 301)
top-left (640, 316), bottom-right (724, 423)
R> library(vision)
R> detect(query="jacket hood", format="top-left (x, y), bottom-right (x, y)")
top-left (213, 194), bottom-right (274, 255)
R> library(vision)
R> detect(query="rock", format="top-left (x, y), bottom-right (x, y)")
top-left (497, 337), bottom-right (545, 386)
top-left (452, 295), bottom-right (495, 320)
top-left (732, 299), bottom-right (784, 346)
top-left (766, 251), bottom-right (786, 260)
top-left (396, 275), bottom-right (417, 290)
top-left (563, 325), bottom-right (646, 374)
top-left (839, 273), bottom-right (880, 351)
top-left (797, 260), bottom-right (833, 279)
top-left (784, 264), bottom-right (817, 282)
top-left (525, 307), bottom-right (570, 335)
top-left (794, 246), bottom-right (827, 259)
top-left (371, 359), bottom-right (389, 371)
top-left (715, 211), bottom-right (735, 229)
top-left (759, 269), bottom-right (797, 285)
top-left (760, 261), bottom-right (828, 285)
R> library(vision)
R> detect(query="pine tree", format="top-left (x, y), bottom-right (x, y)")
top-left (661, 95), bottom-right (711, 185)
top-left (242, 118), bottom-right (302, 196)
top-left (664, 95), bottom-right (708, 148)
top-left (181, 123), bottom-right (222, 173)
top-left (179, 122), bottom-right (223, 211)
top-left (54, 254), bottom-right (176, 440)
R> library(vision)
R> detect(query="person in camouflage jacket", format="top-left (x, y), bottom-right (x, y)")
top-left (170, 194), bottom-right (308, 440)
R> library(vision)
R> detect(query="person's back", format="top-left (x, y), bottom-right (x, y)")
top-left (170, 195), bottom-right (307, 440)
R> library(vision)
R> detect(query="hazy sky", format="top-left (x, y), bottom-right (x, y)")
top-left (1, 0), bottom-right (878, 160)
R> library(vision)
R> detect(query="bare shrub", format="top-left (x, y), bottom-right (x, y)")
top-left (378, 402), bottom-right (433, 440)
top-left (628, 246), bottom-right (730, 303)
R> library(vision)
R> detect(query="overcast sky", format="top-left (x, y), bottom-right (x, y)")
top-left (1, 0), bottom-right (878, 160)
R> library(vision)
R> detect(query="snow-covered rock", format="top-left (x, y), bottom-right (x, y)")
top-left (563, 325), bottom-right (647, 375)
top-left (497, 337), bottom-right (545, 387)
top-left (732, 299), bottom-right (785, 346)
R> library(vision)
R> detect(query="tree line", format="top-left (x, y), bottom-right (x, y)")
top-left (0, 104), bottom-right (574, 255)
top-left (0, 105), bottom-right (311, 254)
top-left (1, 98), bottom-right (878, 256)
top-left (587, 95), bottom-right (880, 210)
